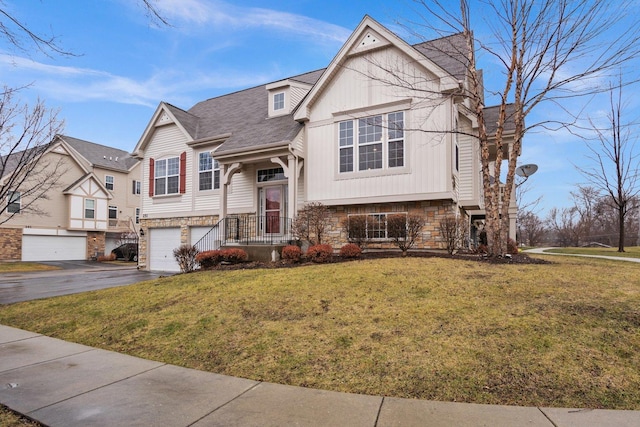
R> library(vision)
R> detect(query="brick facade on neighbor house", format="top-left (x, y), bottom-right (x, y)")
top-left (0, 228), bottom-right (22, 261)
top-left (138, 215), bottom-right (219, 269)
top-left (86, 231), bottom-right (106, 260)
top-left (323, 200), bottom-right (457, 250)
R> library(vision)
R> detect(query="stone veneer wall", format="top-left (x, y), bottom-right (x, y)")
top-left (138, 215), bottom-right (219, 269)
top-left (322, 200), bottom-right (457, 250)
top-left (0, 228), bottom-right (23, 260)
top-left (86, 231), bottom-right (106, 260)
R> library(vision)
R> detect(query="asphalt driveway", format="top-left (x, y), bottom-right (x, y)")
top-left (0, 261), bottom-right (167, 305)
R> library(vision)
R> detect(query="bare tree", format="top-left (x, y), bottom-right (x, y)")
top-left (387, 213), bottom-right (426, 256)
top-left (292, 202), bottom-right (331, 245)
top-left (518, 210), bottom-right (545, 247)
top-left (577, 83), bottom-right (640, 252)
top-left (0, 88), bottom-right (65, 224)
top-left (438, 214), bottom-right (468, 254)
top-left (546, 207), bottom-right (582, 247)
top-left (0, 1), bottom-right (169, 56)
top-left (372, 0), bottom-right (640, 256)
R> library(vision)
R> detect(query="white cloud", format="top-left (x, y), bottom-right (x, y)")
top-left (0, 52), bottom-right (281, 108)
top-left (151, 0), bottom-right (351, 43)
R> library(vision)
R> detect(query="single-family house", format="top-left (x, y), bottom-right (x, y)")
top-left (0, 135), bottom-right (141, 261)
top-left (133, 16), bottom-right (517, 272)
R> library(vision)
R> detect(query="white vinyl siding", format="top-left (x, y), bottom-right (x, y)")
top-left (142, 125), bottom-right (193, 217)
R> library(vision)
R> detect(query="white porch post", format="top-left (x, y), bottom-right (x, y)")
top-left (220, 162), bottom-right (242, 221)
top-left (270, 155), bottom-right (298, 220)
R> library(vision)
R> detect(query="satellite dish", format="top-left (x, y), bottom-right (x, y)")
top-left (516, 164), bottom-right (538, 178)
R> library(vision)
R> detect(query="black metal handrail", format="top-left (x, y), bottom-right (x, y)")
top-left (194, 215), bottom-right (293, 252)
top-left (224, 215), bottom-right (293, 245)
top-left (194, 218), bottom-right (223, 252)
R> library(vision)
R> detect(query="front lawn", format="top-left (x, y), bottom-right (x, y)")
top-left (545, 246), bottom-right (640, 258)
top-left (1, 256), bottom-right (639, 409)
top-left (0, 263), bottom-right (59, 273)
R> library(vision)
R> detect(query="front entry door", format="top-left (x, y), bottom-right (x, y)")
top-left (260, 186), bottom-right (286, 235)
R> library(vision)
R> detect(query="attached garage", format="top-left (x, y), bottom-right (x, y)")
top-left (190, 226), bottom-right (215, 246)
top-left (148, 227), bottom-right (181, 272)
top-left (22, 231), bottom-right (87, 261)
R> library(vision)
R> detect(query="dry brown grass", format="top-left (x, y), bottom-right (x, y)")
top-left (0, 262), bottom-right (59, 273)
top-left (1, 255), bottom-right (639, 409)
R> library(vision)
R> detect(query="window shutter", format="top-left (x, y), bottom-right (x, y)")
top-left (149, 158), bottom-right (155, 197)
top-left (179, 152), bottom-right (187, 194)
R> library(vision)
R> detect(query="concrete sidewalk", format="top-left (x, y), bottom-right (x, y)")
top-left (525, 247), bottom-right (640, 263)
top-left (1, 325), bottom-right (638, 426)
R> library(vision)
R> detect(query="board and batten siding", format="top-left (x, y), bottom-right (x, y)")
top-left (304, 46), bottom-right (453, 205)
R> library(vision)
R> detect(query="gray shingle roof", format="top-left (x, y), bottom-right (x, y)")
top-left (413, 33), bottom-right (470, 81)
top-left (62, 135), bottom-right (139, 171)
top-left (483, 104), bottom-right (517, 136)
top-left (164, 32), bottom-right (507, 154)
top-left (187, 69), bottom-right (325, 154)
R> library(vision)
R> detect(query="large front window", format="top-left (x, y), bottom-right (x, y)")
top-left (346, 213), bottom-right (408, 240)
top-left (339, 111), bottom-right (404, 173)
top-left (155, 157), bottom-right (179, 195)
top-left (199, 152), bottom-right (220, 191)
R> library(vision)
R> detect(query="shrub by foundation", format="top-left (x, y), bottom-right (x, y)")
top-left (282, 245), bottom-right (302, 263)
top-left (339, 243), bottom-right (362, 259)
top-left (306, 244), bottom-right (333, 263)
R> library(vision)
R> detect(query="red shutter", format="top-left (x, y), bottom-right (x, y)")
top-left (149, 158), bottom-right (155, 197)
top-left (179, 152), bottom-right (187, 194)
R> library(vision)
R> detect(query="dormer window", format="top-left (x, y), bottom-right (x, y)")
top-left (273, 92), bottom-right (285, 111)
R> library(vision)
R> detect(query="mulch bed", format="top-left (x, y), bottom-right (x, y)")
top-left (204, 250), bottom-right (550, 271)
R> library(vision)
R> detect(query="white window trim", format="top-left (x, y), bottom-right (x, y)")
top-left (273, 92), bottom-right (285, 111)
top-left (154, 156), bottom-right (180, 196)
top-left (198, 152), bottom-right (220, 191)
top-left (336, 110), bottom-right (409, 179)
top-left (133, 180), bottom-right (141, 195)
top-left (105, 175), bottom-right (114, 191)
top-left (85, 199), bottom-right (95, 219)
top-left (346, 212), bottom-right (409, 241)
top-left (135, 208), bottom-right (140, 224)
top-left (108, 205), bottom-right (118, 220)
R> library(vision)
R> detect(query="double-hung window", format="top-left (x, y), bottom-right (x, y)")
top-left (109, 205), bottom-right (117, 220)
top-left (7, 191), bottom-right (20, 214)
top-left (154, 157), bottom-right (180, 195)
top-left (132, 180), bottom-right (141, 195)
top-left (338, 111), bottom-right (404, 173)
top-left (273, 92), bottom-right (285, 111)
top-left (85, 199), bottom-right (95, 219)
top-left (105, 175), bottom-right (114, 191)
top-left (198, 152), bottom-right (220, 191)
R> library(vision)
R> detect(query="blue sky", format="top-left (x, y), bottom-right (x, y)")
top-left (1, 0), bottom-right (636, 216)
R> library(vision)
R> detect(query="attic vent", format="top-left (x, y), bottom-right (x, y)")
top-left (360, 33), bottom-right (378, 47)
top-left (158, 112), bottom-right (171, 124)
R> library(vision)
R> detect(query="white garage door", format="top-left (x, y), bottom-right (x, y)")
top-left (22, 235), bottom-right (86, 261)
top-left (190, 226), bottom-right (215, 246)
top-left (149, 228), bottom-right (181, 272)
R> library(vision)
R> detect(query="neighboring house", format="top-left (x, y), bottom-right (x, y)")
top-left (0, 135), bottom-right (141, 261)
top-left (133, 16), bottom-right (518, 272)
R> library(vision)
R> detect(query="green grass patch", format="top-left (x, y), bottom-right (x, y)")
top-left (0, 262), bottom-right (60, 273)
top-left (545, 246), bottom-right (640, 258)
top-left (1, 256), bottom-right (639, 409)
